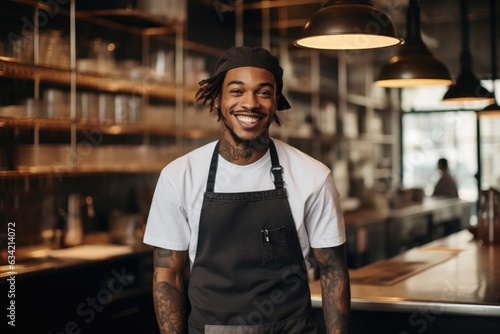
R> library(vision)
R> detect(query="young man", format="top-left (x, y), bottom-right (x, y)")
top-left (143, 46), bottom-right (350, 333)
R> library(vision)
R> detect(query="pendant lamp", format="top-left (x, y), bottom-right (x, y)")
top-left (442, 0), bottom-right (494, 103)
top-left (480, 0), bottom-right (500, 115)
top-left (375, 0), bottom-right (452, 88)
top-left (294, 0), bottom-right (403, 50)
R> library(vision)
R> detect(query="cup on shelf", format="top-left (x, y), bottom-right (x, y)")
top-left (78, 91), bottom-right (99, 122)
top-left (98, 93), bottom-right (114, 124)
top-left (39, 29), bottom-right (70, 68)
top-left (127, 95), bottom-right (142, 124)
top-left (150, 50), bottom-right (174, 82)
top-left (24, 98), bottom-right (45, 117)
top-left (111, 94), bottom-right (142, 124)
top-left (137, 0), bottom-right (187, 23)
top-left (12, 31), bottom-right (33, 63)
top-left (44, 89), bottom-right (68, 118)
top-left (114, 95), bottom-right (128, 124)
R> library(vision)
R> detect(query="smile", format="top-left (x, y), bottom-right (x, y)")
top-left (236, 115), bottom-right (261, 124)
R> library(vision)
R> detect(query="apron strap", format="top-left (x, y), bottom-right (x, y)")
top-left (206, 141), bottom-right (220, 193)
top-left (269, 140), bottom-right (284, 189)
top-left (206, 140), bottom-right (283, 192)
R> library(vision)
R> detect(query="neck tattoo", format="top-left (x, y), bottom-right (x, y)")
top-left (219, 126), bottom-right (269, 163)
top-left (219, 138), bottom-right (254, 162)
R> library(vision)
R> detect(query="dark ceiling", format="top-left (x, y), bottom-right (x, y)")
top-left (374, 0), bottom-right (498, 80)
top-left (193, 0), bottom-right (499, 81)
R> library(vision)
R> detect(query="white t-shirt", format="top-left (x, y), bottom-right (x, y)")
top-left (143, 139), bottom-right (346, 267)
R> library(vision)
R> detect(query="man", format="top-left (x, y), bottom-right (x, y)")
top-left (433, 158), bottom-right (459, 198)
top-left (143, 46), bottom-right (350, 333)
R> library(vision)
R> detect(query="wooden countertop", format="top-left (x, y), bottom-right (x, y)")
top-left (310, 230), bottom-right (500, 317)
top-left (343, 197), bottom-right (471, 226)
top-left (0, 233), bottom-right (152, 279)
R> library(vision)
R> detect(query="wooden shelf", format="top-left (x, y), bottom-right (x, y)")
top-left (0, 165), bottom-right (166, 178)
top-left (0, 115), bottom-right (220, 138)
top-left (0, 58), bottom-right (197, 101)
top-left (75, 9), bottom-right (179, 36)
top-left (11, 0), bottom-right (180, 36)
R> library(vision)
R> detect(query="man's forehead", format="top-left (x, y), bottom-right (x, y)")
top-left (224, 66), bottom-right (277, 85)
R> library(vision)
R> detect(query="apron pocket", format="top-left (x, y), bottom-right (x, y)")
top-left (260, 226), bottom-right (290, 266)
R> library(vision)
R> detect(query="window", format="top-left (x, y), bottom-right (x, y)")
top-left (401, 81), bottom-right (500, 203)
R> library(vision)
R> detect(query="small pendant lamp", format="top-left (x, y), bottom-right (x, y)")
top-left (480, 0), bottom-right (500, 115)
top-left (375, 0), bottom-right (452, 88)
top-left (442, 0), bottom-right (494, 103)
top-left (294, 0), bottom-right (403, 50)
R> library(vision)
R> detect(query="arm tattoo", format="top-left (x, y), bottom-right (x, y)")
top-left (313, 245), bottom-right (351, 334)
top-left (153, 281), bottom-right (184, 334)
top-left (154, 248), bottom-right (176, 268)
top-left (153, 248), bottom-right (187, 334)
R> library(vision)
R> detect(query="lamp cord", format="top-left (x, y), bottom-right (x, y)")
top-left (490, 0), bottom-right (497, 84)
top-left (458, 0), bottom-right (474, 70)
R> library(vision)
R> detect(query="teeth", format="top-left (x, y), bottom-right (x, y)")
top-left (237, 115), bottom-right (259, 124)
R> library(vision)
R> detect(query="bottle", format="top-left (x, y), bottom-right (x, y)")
top-left (477, 187), bottom-right (500, 244)
top-left (64, 193), bottom-right (83, 247)
top-left (52, 208), bottom-right (66, 249)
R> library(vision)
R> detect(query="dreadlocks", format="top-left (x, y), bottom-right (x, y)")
top-left (194, 71), bottom-right (282, 126)
top-left (195, 72), bottom-right (225, 119)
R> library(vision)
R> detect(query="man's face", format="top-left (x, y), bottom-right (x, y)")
top-left (218, 66), bottom-right (278, 144)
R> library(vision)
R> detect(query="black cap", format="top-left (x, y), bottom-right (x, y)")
top-left (213, 46), bottom-right (291, 110)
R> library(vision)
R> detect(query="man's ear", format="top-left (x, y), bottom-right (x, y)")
top-left (214, 94), bottom-right (221, 108)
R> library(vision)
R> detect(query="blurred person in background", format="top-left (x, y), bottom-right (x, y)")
top-left (433, 158), bottom-right (459, 198)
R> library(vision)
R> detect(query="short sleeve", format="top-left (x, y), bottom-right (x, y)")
top-left (143, 170), bottom-right (190, 251)
top-left (305, 172), bottom-right (346, 248)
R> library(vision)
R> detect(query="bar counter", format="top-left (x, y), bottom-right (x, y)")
top-left (310, 229), bottom-right (500, 333)
top-left (0, 236), bottom-right (158, 333)
top-left (343, 197), bottom-right (472, 267)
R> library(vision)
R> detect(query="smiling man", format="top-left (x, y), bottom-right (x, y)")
top-left (143, 46), bottom-right (350, 334)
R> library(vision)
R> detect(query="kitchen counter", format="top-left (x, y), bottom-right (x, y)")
top-left (344, 197), bottom-right (472, 267)
top-left (0, 233), bottom-right (153, 279)
top-left (310, 230), bottom-right (500, 333)
top-left (1, 235), bottom-right (158, 333)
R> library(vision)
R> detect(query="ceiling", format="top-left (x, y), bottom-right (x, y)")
top-left (199, 0), bottom-right (500, 81)
top-left (373, 0), bottom-right (498, 79)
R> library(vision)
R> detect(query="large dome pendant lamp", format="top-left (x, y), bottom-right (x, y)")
top-left (480, 0), bottom-right (500, 115)
top-left (442, 0), bottom-right (494, 103)
top-left (375, 0), bottom-right (452, 88)
top-left (294, 0), bottom-right (403, 50)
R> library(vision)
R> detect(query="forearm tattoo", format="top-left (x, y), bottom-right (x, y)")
top-left (153, 248), bottom-right (186, 334)
top-left (314, 246), bottom-right (351, 334)
top-left (153, 281), bottom-right (184, 334)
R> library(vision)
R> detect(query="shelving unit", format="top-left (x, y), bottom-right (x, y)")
top-left (0, 0), bottom-right (224, 177)
top-left (0, 57), bottom-right (196, 100)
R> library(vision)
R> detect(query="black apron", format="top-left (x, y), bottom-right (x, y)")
top-left (187, 140), bottom-right (317, 333)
